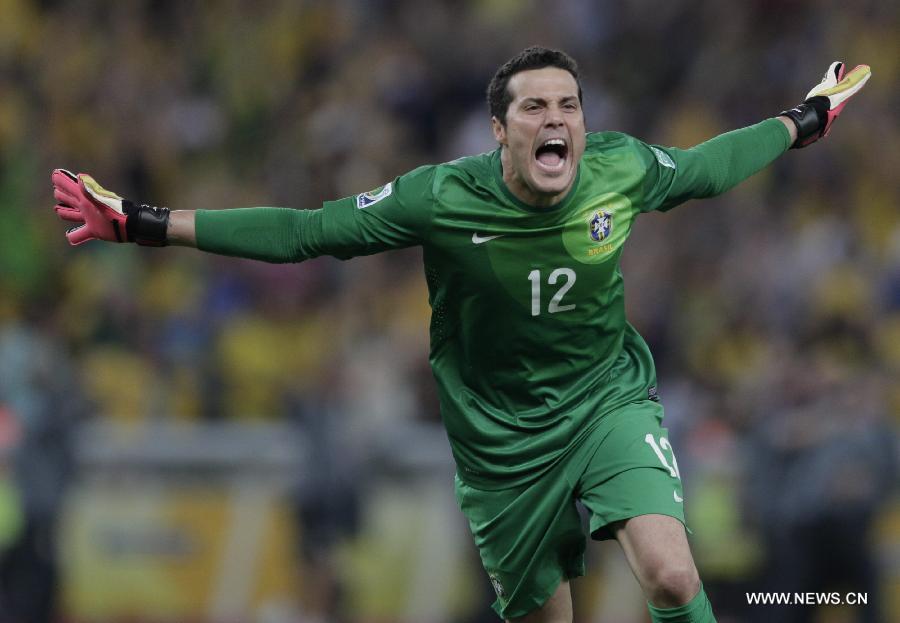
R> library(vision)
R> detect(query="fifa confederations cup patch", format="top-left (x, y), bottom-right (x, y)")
top-left (650, 146), bottom-right (676, 169)
top-left (356, 182), bottom-right (393, 209)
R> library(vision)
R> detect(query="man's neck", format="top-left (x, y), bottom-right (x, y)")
top-left (500, 147), bottom-right (572, 208)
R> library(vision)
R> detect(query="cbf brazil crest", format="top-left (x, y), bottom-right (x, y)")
top-left (589, 210), bottom-right (612, 242)
top-left (561, 193), bottom-right (631, 265)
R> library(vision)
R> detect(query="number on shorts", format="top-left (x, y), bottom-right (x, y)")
top-left (644, 433), bottom-right (681, 479)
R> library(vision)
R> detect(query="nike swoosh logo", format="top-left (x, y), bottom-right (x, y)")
top-left (472, 233), bottom-right (505, 244)
top-left (673, 491), bottom-right (683, 503)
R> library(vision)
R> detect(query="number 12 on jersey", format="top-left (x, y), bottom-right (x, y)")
top-left (528, 268), bottom-right (576, 316)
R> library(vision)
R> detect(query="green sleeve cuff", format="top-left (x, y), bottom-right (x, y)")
top-left (767, 116), bottom-right (793, 149)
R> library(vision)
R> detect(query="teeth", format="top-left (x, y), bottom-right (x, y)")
top-left (542, 138), bottom-right (566, 147)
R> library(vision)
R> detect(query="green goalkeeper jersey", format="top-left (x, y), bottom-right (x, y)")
top-left (196, 119), bottom-right (791, 488)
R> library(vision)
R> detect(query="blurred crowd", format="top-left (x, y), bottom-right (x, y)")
top-left (0, 0), bottom-right (898, 622)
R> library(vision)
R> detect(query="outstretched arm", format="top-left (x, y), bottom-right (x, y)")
top-left (645, 61), bottom-right (870, 212)
top-left (52, 166), bottom-right (434, 261)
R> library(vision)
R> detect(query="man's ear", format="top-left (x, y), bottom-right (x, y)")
top-left (491, 116), bottom-right (506, 145)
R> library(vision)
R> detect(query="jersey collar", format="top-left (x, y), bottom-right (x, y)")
top-left (490, 148), bottom-right (582, 214)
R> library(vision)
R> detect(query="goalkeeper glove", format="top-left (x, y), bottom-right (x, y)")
top-left (51, 169), bottom-right (170, 246)
top-left (780, 61), bottom-right (871, 149)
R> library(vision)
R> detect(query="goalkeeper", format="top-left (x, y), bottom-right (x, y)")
top-left (51, 48), bottom-right (870, 623)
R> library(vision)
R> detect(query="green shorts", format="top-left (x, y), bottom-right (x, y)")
top-left (454, 400), bottom-right (687, 619)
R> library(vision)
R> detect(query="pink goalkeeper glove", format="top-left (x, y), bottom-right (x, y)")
top-left (780, 61), bottom-right (871, 149)
top-left (51, 169), bottom-right (170, 246)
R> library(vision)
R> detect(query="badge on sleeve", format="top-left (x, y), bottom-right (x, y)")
top-left (650, 146), bottom-right (676, 170)
top-left (356, 182), bottom-right (393, 209)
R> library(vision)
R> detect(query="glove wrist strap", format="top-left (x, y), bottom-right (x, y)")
top-left (779, 96), bottom-right (828, 149)
top-left (123, 201), bottom-right (170, 246)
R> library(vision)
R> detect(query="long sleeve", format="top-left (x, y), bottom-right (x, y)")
top-left (640, 118), bottom-right (792, 212)
top-left (195, 165), bottom-right (436, 262)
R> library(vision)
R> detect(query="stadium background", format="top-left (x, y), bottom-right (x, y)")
top-left (0, 0), bottom-right (897, 621)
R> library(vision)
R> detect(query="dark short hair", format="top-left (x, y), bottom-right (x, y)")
top-left (487, 46), bottom-right (583, 125)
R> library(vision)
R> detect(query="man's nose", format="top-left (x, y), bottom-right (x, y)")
top-left (544, 105), bottom-right (564, 125)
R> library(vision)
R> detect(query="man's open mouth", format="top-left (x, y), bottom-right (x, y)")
top-left (534, 138), bottom-right (568, 172)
